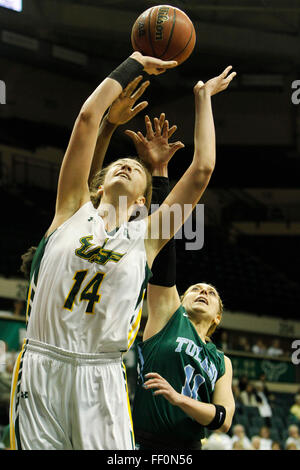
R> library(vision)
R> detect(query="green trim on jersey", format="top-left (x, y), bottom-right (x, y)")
top-left (133, 305), bottom-right (225, 441)
top-left (134, 263), bottom-right (152, 310)
top-left (25, 232), bottom-right (55, 325)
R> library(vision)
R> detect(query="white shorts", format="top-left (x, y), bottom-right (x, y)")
top-left (9, 339), bottom-right (135, 450)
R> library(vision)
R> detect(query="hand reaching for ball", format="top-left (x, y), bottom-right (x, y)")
top-left (131, 51), bottom-right (177, 75)
top-left (194, 66), bottom-right (237, 97)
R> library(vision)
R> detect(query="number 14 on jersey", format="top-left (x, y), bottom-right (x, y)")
top-left (63, 270), bottom-right (105, 314)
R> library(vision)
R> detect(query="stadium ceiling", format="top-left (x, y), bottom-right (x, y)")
top-left (0, 0), bottom-right (299, 79)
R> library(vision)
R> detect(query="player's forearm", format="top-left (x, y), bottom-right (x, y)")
top-left (176, 394), bottom-right (216, 426)
top-left (192, 89), bottom-right (216, 176)
top-left (80, 78), bottom-right (122, 127)
top-left (176, 394), bottom-right (232, 433)
top-left (88, 115), bottom-right (118, 184)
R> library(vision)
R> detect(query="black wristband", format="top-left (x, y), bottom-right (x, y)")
top-left (150, 176), bottom-right (170, 212)
top-left (108, 57), bottom-right (144, 89)
top-left (149, 176), bottom-right (176, 287)
top-left (207, 405), bottom-right (226, 430)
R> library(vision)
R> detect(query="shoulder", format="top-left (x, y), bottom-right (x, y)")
top-left (223, 355), bottom-right (233, 368)
top-left (223, 355), bottom-right (233, 376)
top-left (47, 200), bottom-right (96, 237)
top-left (214, 354), bottom-right (232, 382)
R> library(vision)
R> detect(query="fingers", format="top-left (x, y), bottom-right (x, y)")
top-left (145, 115), bottom-right (154, 139)
top-left (143, 373), bottom-right (171, 395)
top-left (159, 118), bottom-right (178, 139)
top-left (145, 372), bottom-right (161, 379)
top-left (131, 80), bottom-right (150, 101)
top-left (149, 59), bottom-right (177, 75)
top-left (220, 66), bottom-right (237, 85)
top-left (170, 141), bottom-right (185, 151)
top-left (225, 71), bottom-right (237, 83)
top-left (143, 114), bottom-right (178, 140)
top-left (124, 129), bottom-right (148, 148)
top-left (168, 124), bottom-right (177, 139)
top-left (154, 117), bottom-right (161, 136)
top-left (131, 101), bottom-right (148, 118)
top-left (144, 378), bottom-right (165, 390)
top-left (137, 131), bottom-right (148, 145)
top-left (158, 113), bottom-right (165, 129)
top-left (124, 130), bottom-right (142, 147)
top-left (123, 75), bottom-right (143, 97)
top-left (221, 65), bottom-right (233, 78)
top-left (155, 59), bottom-right (178, 69)
top-left (162, 119), bottom-right (169, 139)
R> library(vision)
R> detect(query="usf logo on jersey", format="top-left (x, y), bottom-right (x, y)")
top-left (75, 236), bottom-right (124, 265)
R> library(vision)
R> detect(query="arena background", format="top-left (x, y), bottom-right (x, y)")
top-left (0, 0), bottom-right (299, 451)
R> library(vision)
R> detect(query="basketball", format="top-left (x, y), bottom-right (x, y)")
top-left (131, 5), bottom-right (196, 66)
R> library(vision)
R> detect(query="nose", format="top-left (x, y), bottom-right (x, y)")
top-left (199, 288), bottom-right (208, 295)
top-left (121, 163), bottom-right (132, 173)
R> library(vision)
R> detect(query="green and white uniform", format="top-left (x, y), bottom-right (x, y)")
top-left (10, 201), bottom-right (151, 450)
top-left (133, 305), bottom-right (225, 449)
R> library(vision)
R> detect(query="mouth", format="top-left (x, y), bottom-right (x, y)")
top-left (115, 171), bottom-right (130, 181)
top-left (195, 296), bottom-right (208, 305)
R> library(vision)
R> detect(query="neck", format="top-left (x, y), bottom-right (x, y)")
top-left (189, 315), bottom-right (211, 343)
top-left (98, 194), bottom-right (133, 232)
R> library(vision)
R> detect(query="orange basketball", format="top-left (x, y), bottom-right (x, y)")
top-left (131, 5), bottom-right (196, 66)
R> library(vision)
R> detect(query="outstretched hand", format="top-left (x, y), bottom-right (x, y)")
top-left (143, 372), bottom-right (181, 406)
top-left (131, 51), bottom-right (178, 75)
top-left (194, 66), bottom-right (237, 97)
top-left (125, 113), bottom-right (184, 172)
top-left (107, 76), bottom-right (150, 125)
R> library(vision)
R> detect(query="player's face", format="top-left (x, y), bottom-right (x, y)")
top-left (182, 283), bottom-right (221, 326)
top-left (104, 158), bottom-right (147, 205)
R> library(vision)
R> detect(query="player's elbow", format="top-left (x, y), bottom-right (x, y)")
top-left (74, 108), bottom-right (99, 135)
top-left (190, 164), bottom-right (214, 188)
top-left (78, 108), bottom-right (93, 124)
top-left (219, 418), bottom-right (232, 434)
top-left (77, 105), bottom-right (99, 127)
top-left (219, 405), bottom-right (235, 433)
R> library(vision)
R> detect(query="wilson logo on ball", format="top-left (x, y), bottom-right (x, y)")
top-left (155, 6), bottom-right (170, 40)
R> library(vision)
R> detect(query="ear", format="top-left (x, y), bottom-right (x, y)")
top-left (97, 186), bottom-right (104, 196)
top-left (214, 313), bottom-right (222, 327)
top-left (135, 195), bottom-right (146, 207)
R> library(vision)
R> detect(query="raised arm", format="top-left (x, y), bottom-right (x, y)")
top-left (145, 67), bottom-right (236, 267)
top-left (126, 113), bottom-right (184, 339)
top-left (88, 76), bottom-right (150, 185)
top-left (46, 52), bottom-right (177, 236)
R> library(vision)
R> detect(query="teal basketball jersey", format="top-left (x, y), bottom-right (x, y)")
top-left (133, 305), bottom-right (225, 441)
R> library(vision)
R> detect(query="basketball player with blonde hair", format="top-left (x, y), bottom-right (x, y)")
top-left (131, 79), bottom-right (236, 451)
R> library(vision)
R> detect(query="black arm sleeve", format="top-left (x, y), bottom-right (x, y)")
top-left (149, 176), bottom-right (176, 287)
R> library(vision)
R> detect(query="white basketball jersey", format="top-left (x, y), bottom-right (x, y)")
top-left (25, 201), bottom-right (151, 354)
